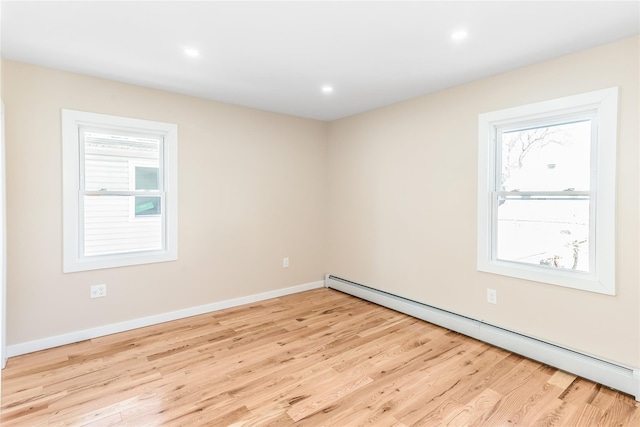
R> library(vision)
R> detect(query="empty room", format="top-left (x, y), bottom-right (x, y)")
top-left (0, 1), bottom-right (639, 425)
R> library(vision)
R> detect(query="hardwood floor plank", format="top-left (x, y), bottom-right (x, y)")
top-left (446, 348), bottom-right (517, 405)
top-left (567, 402), bottom-right (604, 426)
top-left (500, 383), bottom-right (566, 426)
top-left (439, 388), bottom-right (504, 426)
top-left (293, 359), bottom-right (433, 426)
top-left (286, 371), bottom-right (374, 422)
top-left (300, 335), bottom-right (489, 425)
top-left (80, 411), bottom-right (123, 427)
top-left (558, 376), bottom-right (601, 405)
top-left (598, 391), bottom-right (639, 426)
top-left (547, 369), bottom-right (577, 390)
top-left (2, 288), bottom-right (638, 426)
top-left (52, 396), bottom-right (133, 427)
top-left (479, 365), bottom-right (557, 425)
top-left (628, 402), bottom-right (640, 426)
top-left (390, 346), bottom-right (510, 425)
top-left (530, 399), bottom-right (579, 427)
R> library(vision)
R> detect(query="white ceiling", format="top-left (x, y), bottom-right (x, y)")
top-left (2, 1), bottom-right (639, 121)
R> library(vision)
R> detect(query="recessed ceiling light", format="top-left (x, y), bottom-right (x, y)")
top-left (451, 30), bottom-right (468, 41)
top-left (184, 48), bottom-right (200, 58)
top-left (322, 86), bottom-right (334, 94)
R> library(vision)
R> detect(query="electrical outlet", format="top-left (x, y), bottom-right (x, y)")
top-left (283, 257), bottom-right (289, 268)
top-left (90, 284), bottom-right (107, 298)
top-left (487, 288), bottom-right (497, 304)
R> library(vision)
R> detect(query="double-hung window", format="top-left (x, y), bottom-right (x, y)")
top-left (477, 88), bottom-right (618, 295)
top-left (62, 110), bottom-right (178, 272)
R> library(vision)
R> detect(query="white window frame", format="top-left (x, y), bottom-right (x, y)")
top-left (477, 88), bottom-right (618, 295)
top-left (62, 109), bottom-right (178, 272)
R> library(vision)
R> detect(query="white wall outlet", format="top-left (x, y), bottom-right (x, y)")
top-left (90, 284), bottom-right (107, 298)
top-left (283, 257), bottom-right (289, 268)
top-left (487, 288), bottom-right (497, 304)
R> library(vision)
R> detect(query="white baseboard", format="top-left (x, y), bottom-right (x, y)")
top-left (325, 274), bottom-right (640, 401)
top-left (7, 280), bottom-right (324, 359)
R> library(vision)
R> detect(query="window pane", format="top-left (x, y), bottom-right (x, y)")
top-left (84, 195), bottom-right (162, 256)
top-left (135, 166), bottom-right (159, 190)
top-left (135, 196), bottom-right (161, 216)
top-left (83, 130), bottom-right (160, 191)
top-left (500, 120), bottom-right (591, 192)
top-left (496, 197), bottom-right (590, 272)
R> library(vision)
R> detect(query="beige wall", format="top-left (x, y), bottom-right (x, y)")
top-left (327, 36), bottom-right (639, 367)
top-left (3, 61), bottom-right (328, 345)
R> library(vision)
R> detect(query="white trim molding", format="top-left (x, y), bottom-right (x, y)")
top-left (325, 274), bottom-right (640, 402)
top-left (0, 103), bottom-right (6, 369)
top-left (7, 281), bottom-right (324, 358)
top-left (477, 87), bottom-right (618, 295)
top-left (62, 109), bottom-right (178, 273)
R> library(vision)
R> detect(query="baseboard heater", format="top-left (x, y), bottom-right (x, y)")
top-left (325, 275), bottom-right (640, 401)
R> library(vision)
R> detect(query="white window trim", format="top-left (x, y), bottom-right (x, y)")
top-left (477, 87), bottom-right (618, 295)
top-left (62, 109), bottom-right (178, 273)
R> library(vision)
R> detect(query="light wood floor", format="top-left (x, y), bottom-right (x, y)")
top-left (2, 288), bottom-right (638, 426)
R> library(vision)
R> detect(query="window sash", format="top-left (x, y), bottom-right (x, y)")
top-left (78, 126), bottom-right (167, 260)
top-left (490, 111), bottom-right (598, 275)
top-left (82, 195), bottom-right (164, 256)
top-left (79, 127), bottom-right (165, 191)
top-left (79, 193), bottom-right (167, 257)
top-left (493, 112), bottom-right (597, 194)
top-left (77, 126), bottom-right (168, 259)
top-left (490, 193), bottom-right (594, 273)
